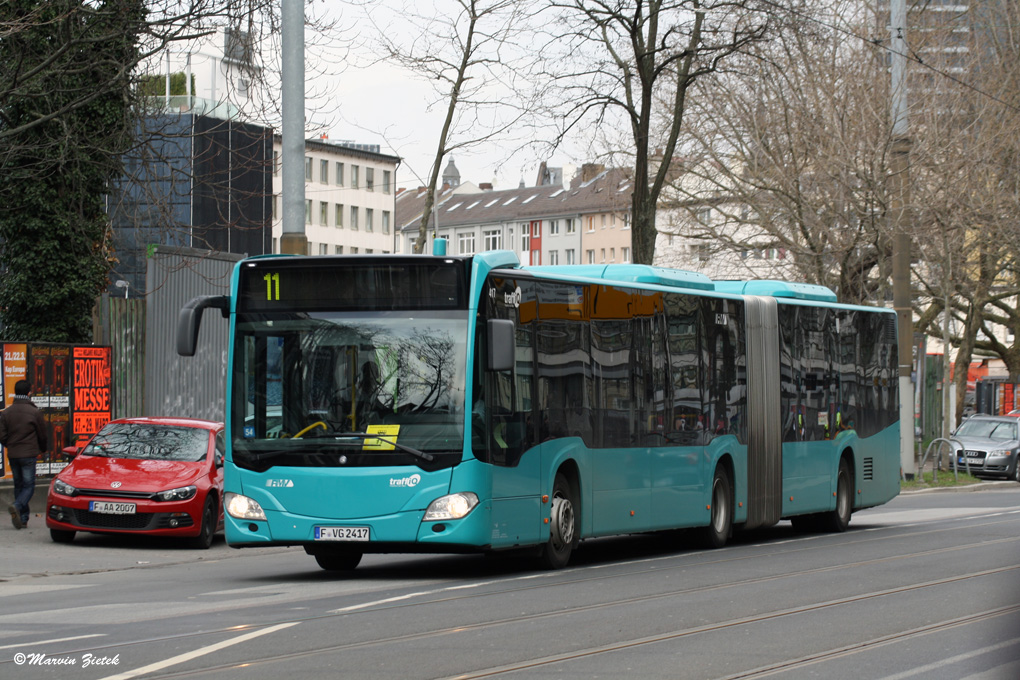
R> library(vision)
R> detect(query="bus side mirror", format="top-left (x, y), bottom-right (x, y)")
top-left (176, 295), bottom-right (230, 356)
top-left (487, 319), bottom-right (515, 372)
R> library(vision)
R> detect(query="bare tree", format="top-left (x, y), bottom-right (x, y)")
top-left (364, 0), bottom-right (540, 253)
top-left (906, 0), bottom-right (1020, 420)
top-left (655, 2), bottom-right (893, 303)
top-left (538, 0), bottom-right (773, 265)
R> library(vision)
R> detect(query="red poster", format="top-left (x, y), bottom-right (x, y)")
top-left (71, 346), bottom-right (112, 440)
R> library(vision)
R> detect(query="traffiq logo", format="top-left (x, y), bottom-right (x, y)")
top-left (389, 474), bottom-right (421, 488)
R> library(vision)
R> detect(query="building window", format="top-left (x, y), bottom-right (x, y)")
top-left (531, 221), bottom-right (541, 237)
top-left (531, 249), bottom-right (541, 265)
top-left (366, 248), bottom-right (374, 254)
top-left (335, 203), bottom-right (343, 227)
top-left (622, 247), bottom-right (630, 263)
top-left (351, 247), bottom-right (359, 254)
top-left (550, 220), bottom-right (560, 235)
top-left (601, 214), bottom-right (607, 228)
top-left (319, 243), bottom-right (328, 255)
top-left (366, 167), bottom-right (374, 192)
top-left (566, 218), bottom-right (576, 234)
top-left (366, 208), bottom-right (374, 232)
top-left (610, 247), bottom-right (615, 261)
top-left (306, 242), bottom-right (313, 255)
top-left (305, 199), bottom-right (312, 224)
top-left (382, 210), bottom-right (391, 234)
top-left (586, 249), bottom-right (595, 264)
top-left (304, 157), bottom-right (312, 181)
top-left (697, 208), bottom-right (711, 225)
top-left (320, 159), bottom-right (328, 184)
top-left (459, 232), bottom-right (476, 255)
top-left (335, 245), bottom-right (343, 254)
top-left (350, 206), bottom-right (359, 230)
top-left (273, 151), bottom-right (280, 176)
top-left (483, 229), bottom-right (501, 250)
top-left (319, 201), bottom-right (328, 225)
top-left (272, 195), bottom-right (278, 220)
top-left (351, 165), bottom-right (359, 189)
top-left (382, 170), bottom-right (391, 194)
top-left (698, 244), bottom-right (710, 261)
top-left (565, 249), bottom-right (575, 264)
top-left (600, 248), bottom-right (606, 262)
top-left (548, 250), bottom-right (559, 265)
top-left (586, 216), bottom-right (595, 232)
top-left (272, 237), bottom-right (278, 253)
top-left (336, 162), bottom-right (344, 186)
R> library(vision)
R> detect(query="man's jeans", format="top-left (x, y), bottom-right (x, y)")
top-left (9, 456), bottom-right (36, 524)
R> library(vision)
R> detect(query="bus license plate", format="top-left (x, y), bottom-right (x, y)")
top-left (90, 501), bottom-right (136, 515)
top-left (315, 526), bottom-right (370, 542)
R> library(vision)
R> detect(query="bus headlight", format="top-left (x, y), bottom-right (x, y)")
top-left (225, 492), bottom-right (266, 521)
top-left (424, 492), bottom-right (478, 521)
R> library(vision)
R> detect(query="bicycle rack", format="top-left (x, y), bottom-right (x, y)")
top-left (918, 438), bottom-right (970, 483)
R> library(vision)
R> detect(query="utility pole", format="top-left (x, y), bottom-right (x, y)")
top-left (890, 0), bottom-right (915, 478)
top-left (280, 0), bottom-right (307, 255)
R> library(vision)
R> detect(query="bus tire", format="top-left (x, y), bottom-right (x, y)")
top-left (538, 472), bottom-right (578, 570)
top-left (314, 551), bottom-right (363, 572)
top-left (820, 458), bottom-right (853, 533)
top-left (700, 466), bottom-right (732, 549)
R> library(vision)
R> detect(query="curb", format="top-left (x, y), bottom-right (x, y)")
top-left (900, 480), bottom-right (1017, 494)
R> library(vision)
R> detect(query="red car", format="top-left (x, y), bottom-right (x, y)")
top-left (46, 417), bottom-right (225, 548)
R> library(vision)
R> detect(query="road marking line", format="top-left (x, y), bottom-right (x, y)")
top-left (879, 638), bottom-right (1020, 680)
top-left (0, 634), bottom-right (105, 651)
top-left (97, 622), bottom-right (298, 680)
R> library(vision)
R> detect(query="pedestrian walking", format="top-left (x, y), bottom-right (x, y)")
top-left (0, 380), bottom-right (47, 529)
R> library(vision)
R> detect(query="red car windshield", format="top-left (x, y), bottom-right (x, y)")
top-left (84, 423), bottom-right (209, 462)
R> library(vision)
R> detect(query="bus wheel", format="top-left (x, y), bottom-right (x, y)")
top-left (700, 466), bottom-right (732, 549)
top-left (821, 458), bottom-right (853, 533)
top-left (314, 551), bottom-right (363, 572)
top-left (538, 473), bottom-right (578, 570)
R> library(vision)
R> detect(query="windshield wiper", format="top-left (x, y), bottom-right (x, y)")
top-left (326, 433), bottom-right (435, 463)
top-left (245, 432), bottom-right (435, 464)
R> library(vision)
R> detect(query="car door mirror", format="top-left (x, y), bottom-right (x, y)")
top-left (214, 452), bottom-right (224, 469)
top-left (62, 445), bottom-right (79, 459)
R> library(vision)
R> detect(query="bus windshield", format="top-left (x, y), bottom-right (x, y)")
top-left (233, 310), bottom-right (469, 468)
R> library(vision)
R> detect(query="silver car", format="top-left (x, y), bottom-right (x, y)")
top-left (951, 416), bottom-right (1020, 482)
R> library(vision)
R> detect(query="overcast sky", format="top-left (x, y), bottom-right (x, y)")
top-left (303, 0), bottom-right (584, 192)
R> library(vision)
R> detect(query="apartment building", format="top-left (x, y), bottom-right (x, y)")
top-left (271, 137), bottom-right (401, 255)
top-left (395, 164), bottom-right (632, 266)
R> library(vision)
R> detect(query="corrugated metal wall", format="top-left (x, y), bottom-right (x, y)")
top-left (92, 295), bottom-right (146, 419)
top-left (145, 246), bottom-right (242, 421)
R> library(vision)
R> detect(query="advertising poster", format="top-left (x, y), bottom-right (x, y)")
top-left (71, 346), bottom-right (113, 443)
top-left (2, 343), bottom-right (28, 479)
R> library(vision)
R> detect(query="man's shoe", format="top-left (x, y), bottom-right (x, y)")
top-left (8, 504), bottom-right (23, 529)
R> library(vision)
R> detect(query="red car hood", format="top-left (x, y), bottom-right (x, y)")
top-left (59, 456), bottom-right (205, 493)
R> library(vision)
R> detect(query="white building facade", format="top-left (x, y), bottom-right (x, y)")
top-left (271, 137), bottom-right (400, 255)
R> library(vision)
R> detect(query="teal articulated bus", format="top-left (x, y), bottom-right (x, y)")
top-left (177, 249), bottom-right (900, 572)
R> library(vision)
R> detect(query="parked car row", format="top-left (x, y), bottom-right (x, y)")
top-left (45, 417), bottom-right (225, 548)
top-left (950, 415), bottom-right (1020, 483)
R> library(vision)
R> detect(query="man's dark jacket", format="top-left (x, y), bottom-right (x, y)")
top-left (0, 397), bottom-right (47, 459)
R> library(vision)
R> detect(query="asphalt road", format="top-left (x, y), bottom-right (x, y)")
top-left (1, 485), bottom-right (1018, 680)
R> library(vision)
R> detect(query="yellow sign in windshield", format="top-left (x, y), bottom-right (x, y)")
top-left (364, 424), bottom-right (401, 451)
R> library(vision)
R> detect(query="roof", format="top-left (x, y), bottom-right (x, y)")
top-left (395, 167), bottom-right (633, 232)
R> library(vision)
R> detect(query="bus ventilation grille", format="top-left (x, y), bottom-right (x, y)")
top-left (863, 457), bottom-right (874, 481)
